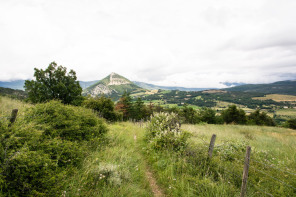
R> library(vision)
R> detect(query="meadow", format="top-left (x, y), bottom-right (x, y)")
top-left (1, 96), bottom-right (295, 196)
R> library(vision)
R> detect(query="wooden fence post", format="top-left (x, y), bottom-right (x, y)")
top-left (9, 109), bottom-right (18, 126)
top-left (208, 134), bottom-right (216, 158)
top-left (240, 146), bottom-right (251, 197)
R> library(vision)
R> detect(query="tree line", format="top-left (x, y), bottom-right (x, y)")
top-left (23, 62), bottom-right (296, 129)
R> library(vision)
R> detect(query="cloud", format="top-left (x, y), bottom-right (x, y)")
top-left (0, 0), bottom-right (296, 88)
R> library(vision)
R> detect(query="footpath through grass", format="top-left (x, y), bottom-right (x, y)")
top-left (64, 122), bottom-right (153, 197)
top-left (143, 123), bottom-right (296, 197)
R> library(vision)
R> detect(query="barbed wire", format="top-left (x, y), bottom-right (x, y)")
top-left (252, 159), bottom-right (296, 177)
top-left (252, 167), bottom-right (296, 191)
top-left (247, 181), bottom-right (274, 197)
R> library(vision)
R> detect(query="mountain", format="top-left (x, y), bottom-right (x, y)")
top-left (0, 80), bottom-right (25, 90)
top-left (133, 81), bottom-right (208, 91)
top-left (0, 80), bottom-right (99, 90)
top-left (220, 82), bottom-right (246, 87)
top-left (79, 80), bottom-right (99, 89)
top-left (83, 72), bottom-right (146, 98)
top-left (225, 80), bottom-right (296, 95)
top-left (0, 87), bottom-right (27, 100)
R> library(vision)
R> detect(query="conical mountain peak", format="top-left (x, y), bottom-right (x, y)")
top-left (105, 72), bottom-right (131, 85)
top-left (83, 72), bottom-right (145, 99)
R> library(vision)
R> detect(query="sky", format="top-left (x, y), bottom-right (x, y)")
top-left (1, 0), bottom-right (296, 88)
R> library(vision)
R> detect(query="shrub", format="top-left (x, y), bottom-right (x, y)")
top-left (82, 96), bottom-right (121, 122)
top-left (24, 100), bottom-right (108, 141)
top-left (198, 107), bottom-right (217, 124)
top-left (0, 100), bottom-right (108, 196)
top-left (247, 109), bottom-right (275, 126)
top-left (286, 118), bottom-right (296, 129)
top-left (221, 105), bottom-right (247, 124)
top-left (2, 146), bottom-right (58, 196)
top-left (146, 112), bottom-right (190, 151)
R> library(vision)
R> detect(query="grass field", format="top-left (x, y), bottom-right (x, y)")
top-left (0, 96), bottom-right (31, 117)
top-left (145, 124), bottom-right (296, 196)
top-left (253, 94), bottom-right (296, 102)
top-left (1, 96), bottom-right (295, 196)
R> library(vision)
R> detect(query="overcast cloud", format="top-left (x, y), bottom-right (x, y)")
top-left (1, 0), bottom-right (296, 88)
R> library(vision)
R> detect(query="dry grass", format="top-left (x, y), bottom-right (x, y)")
top-left (253, 94), bottom-right (296, 102)
top-left (0, 96), bottom-right (32, 117)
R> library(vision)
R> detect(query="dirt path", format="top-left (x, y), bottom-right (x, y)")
top-left (134, 134), bottom-right (164, 197)
top-left (145, 166), bottom-right (164, 197)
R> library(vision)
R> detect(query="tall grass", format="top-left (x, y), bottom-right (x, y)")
top-left (143, 123), bottom-right (296, 196)
top-left (0, 96), bottom-right (31, 117)
top-left (63, 122), bottom-right (152, 197)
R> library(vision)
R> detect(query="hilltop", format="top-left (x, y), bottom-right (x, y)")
top-left (83, 72), bottom-right (146, 99)
top-left (225, 80), bottom-right (296, 95)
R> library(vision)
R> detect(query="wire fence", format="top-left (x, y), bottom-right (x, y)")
top-left (2, 109), bottom-right (296, 196)
top-left (188, 132), bottom-right (296, 196)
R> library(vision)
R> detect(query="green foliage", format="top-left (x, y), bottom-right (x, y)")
top-left (247, 109), bottom-right (276, 126)
top-left (286, 118), bottom-right (296, 129)
top-left (180, 104), bottom-right (198, 124)
top-left (24, 101), bottom-right (107, 141)
top-left (132, 97), bottom-right (150, 121)
top-left (146, 112), bottom-right (190, 151)
top-left (221, 105), bottom-right (247, 124)
top-left (198, 107), bottom-right (217, 124)
top-left (0, 100), bottom-right (108, 196)
top-left (24, 62), bottom-right (83, 105)
top-left (82, 96), bottom-right (121, 122)
top-left (0, 87), bottom-right (27, 100)
top-left (115, 92), bottom-right (133, 121)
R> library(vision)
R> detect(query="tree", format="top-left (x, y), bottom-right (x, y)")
top-left (221, 105), bottom-right (247, 124)
top-left (24, 62), bottom-right (83, 105)
top-left (287, 118), bottom-right (296, 129)
top-left (198, 107), bottom-right (216, 124)
top-left (82, 96), bottom-right (121, 121)
top-left (181, 104), bottom-right (198, 124)
top-left (115, 92), bottom-right (133, 120)
top-left (247, 109), bottom-right (275, 126)
top-left (133, 97), bottom-right (149, 121)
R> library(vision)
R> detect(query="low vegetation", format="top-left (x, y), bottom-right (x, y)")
top-left (1, 63), bottom-right (296, 196)
top-left (0, 100), bottom-right (107, 196)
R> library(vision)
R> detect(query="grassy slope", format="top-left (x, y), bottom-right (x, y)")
top-left (2, 96), bottom-right (295, 196)
top-left (0, 96), bottom-right (31, 117)
top-left (144, 124), bottom-right (296, 196)
top-left (63, 122), bottom-right (153, 197)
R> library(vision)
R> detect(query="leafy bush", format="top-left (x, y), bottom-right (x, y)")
top-left (3, 146), bottom-right (58, 196)
top-left (221, 105), bottom-right (247, 124)
top-left (82, 96), bottom-right (121, 122)
top-left (198, 107), bottom-right (217, 124)
top-left (0, 100), bottom-right (108, 196)
top-left (24, 101), bottom-right (107, 141)
top-left (247, 109), bottom-right (275, 126)
top-left (146, 112), bottom-right (190, 151)
top-left (286, 118), bottom-right (296, 129)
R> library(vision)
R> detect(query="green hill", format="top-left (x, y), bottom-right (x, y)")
top-left (0, 86), bottom-right (27, 100)
top-left (225, 80), bottom-right (296, 95)
top-left (83, 72), bottom-right (146, 99)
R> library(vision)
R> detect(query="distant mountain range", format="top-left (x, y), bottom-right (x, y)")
top-left (224, 80), bottom-right (296, 95)
top-left (1, 75), bottom-right (296, 97)
top-left (0, 80), bottom-right (99, 91)
top-left (133, 81), bottom-right (208, 91)
top-left (0, 80), bottom-right (26, 90)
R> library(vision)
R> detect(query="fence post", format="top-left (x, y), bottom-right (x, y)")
top-left (208, 134), bottom-right (216, 158)
top-left (240, 146), bottom-right (251, 197)
top-left (9, 109), bottom-right (18, 126)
